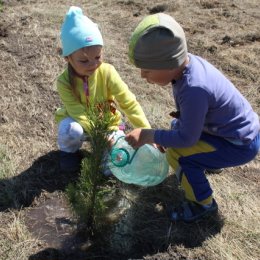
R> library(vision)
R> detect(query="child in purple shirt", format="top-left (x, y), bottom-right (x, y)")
top-left (125, 13), bottom-right (260, 223)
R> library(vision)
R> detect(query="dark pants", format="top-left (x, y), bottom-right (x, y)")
top-left (166, 132), bottom-right (260, 205)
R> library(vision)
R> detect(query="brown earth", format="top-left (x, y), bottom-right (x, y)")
top-left (0, 0), bottom-right (259, 260)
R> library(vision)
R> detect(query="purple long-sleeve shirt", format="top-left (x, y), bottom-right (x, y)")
top-left (154, 54), bottom-right (260, 148)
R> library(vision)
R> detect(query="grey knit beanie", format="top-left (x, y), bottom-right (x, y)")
top-left (129, 13), bottom-right (188, 69)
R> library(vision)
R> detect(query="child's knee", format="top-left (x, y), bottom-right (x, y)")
top-left (58, 118), bottom-right (83, 137)
top-left (68, 121), bottom-right (84, 139)
top-left (58, 117), bottom-right (84, 152)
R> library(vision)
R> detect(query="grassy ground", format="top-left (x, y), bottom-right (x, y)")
top-left (0, 0), bottom-right (259, 259)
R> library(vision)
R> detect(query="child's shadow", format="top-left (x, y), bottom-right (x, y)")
top-left (0, 150), bottom-right (78, 211)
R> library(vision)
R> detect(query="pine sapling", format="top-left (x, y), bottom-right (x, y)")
top-left (66, 99), bottom-right (116, 234)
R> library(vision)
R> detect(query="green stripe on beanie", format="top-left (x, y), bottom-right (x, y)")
top-left (128, 13), bottom-right (188, 70)
top-left (128, 14), bottom-right (159, 65)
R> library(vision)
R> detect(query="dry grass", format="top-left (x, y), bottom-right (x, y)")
top-left (0, 0), bottom-right (259, 259)
top-left (0, 211), bottom-right (40, 260)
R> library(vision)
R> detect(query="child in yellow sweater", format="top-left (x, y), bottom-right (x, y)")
top-left (55, 6), bottom-right (150, 172)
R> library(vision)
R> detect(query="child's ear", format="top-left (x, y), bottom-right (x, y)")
top-left (64, 56), bottom-right (69, 62)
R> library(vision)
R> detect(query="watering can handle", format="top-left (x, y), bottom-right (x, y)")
top-left (111, 135), bottom-right (139, 164)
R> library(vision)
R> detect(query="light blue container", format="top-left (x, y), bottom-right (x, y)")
top-left (108, 136), bottom-right (169, 186)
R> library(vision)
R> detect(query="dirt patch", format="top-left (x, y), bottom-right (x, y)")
top-left (25, 192), bottom-right (76, 250)
top-left (26, 181), bottom-right (224, 260)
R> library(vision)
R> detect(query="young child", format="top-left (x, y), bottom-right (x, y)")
top-left (55, 6), bottom-right (150, 173)
top-left (125, 13), bottom-right (260, 223)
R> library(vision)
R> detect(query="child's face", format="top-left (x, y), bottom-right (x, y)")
top-left (67, 46), bottom-right (102, 77)
top-left (140, 68), bottom-right (177, 86)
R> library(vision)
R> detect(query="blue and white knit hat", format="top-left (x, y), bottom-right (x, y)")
top-left (61, 6), bottom-right (103, 56)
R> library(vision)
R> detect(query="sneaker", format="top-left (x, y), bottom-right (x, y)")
top-left (60, 151), bottom-right (81, 173)
top-left (101, 152), bottom-right (113, 176)
top-left (168, 199), bottom-right (218, 223)
top-left (102, 167), bottom-right (113, 177)
top-left (101, 130), bottom-right (125, 176)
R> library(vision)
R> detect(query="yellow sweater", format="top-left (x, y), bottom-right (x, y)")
top-left (55, 62), bottom-right (150, 133)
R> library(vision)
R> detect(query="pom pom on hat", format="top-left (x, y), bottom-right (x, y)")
top-left (61, 6), bottom-right (103, 56)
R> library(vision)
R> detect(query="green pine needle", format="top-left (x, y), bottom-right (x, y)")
top-left (66, 100), bottom-right (117, 234)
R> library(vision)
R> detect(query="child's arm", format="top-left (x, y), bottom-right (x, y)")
top-left (125, 128), bottom-right (155, 148)
top-left (107, 65), bottom-right (150, 129)
top-left (126, 88), bottom-right (208, 149)
top-left (56, 80), bottom-right (92, 133)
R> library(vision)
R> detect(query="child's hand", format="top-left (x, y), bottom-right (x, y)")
top-left (148, 143), bottom-right (165, 153)
top-left (156, 145), bottom-right (166, 153)
top-left (107, 130), bottom-right (125, 148)
top-left (107, 134), bottom-right (115, 148)
top-left (125, 128), bottom-right (155, 149)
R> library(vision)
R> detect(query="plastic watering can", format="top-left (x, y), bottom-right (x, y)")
top-left (108, 136), bottom-right (169, 186)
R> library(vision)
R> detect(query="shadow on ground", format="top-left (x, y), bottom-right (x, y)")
top-left (0, 150), bottom-right (79, 211)
top-left (22, 161), bottom-right (224, 260)
top-left (0, 150), bottom-right (224, 259)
